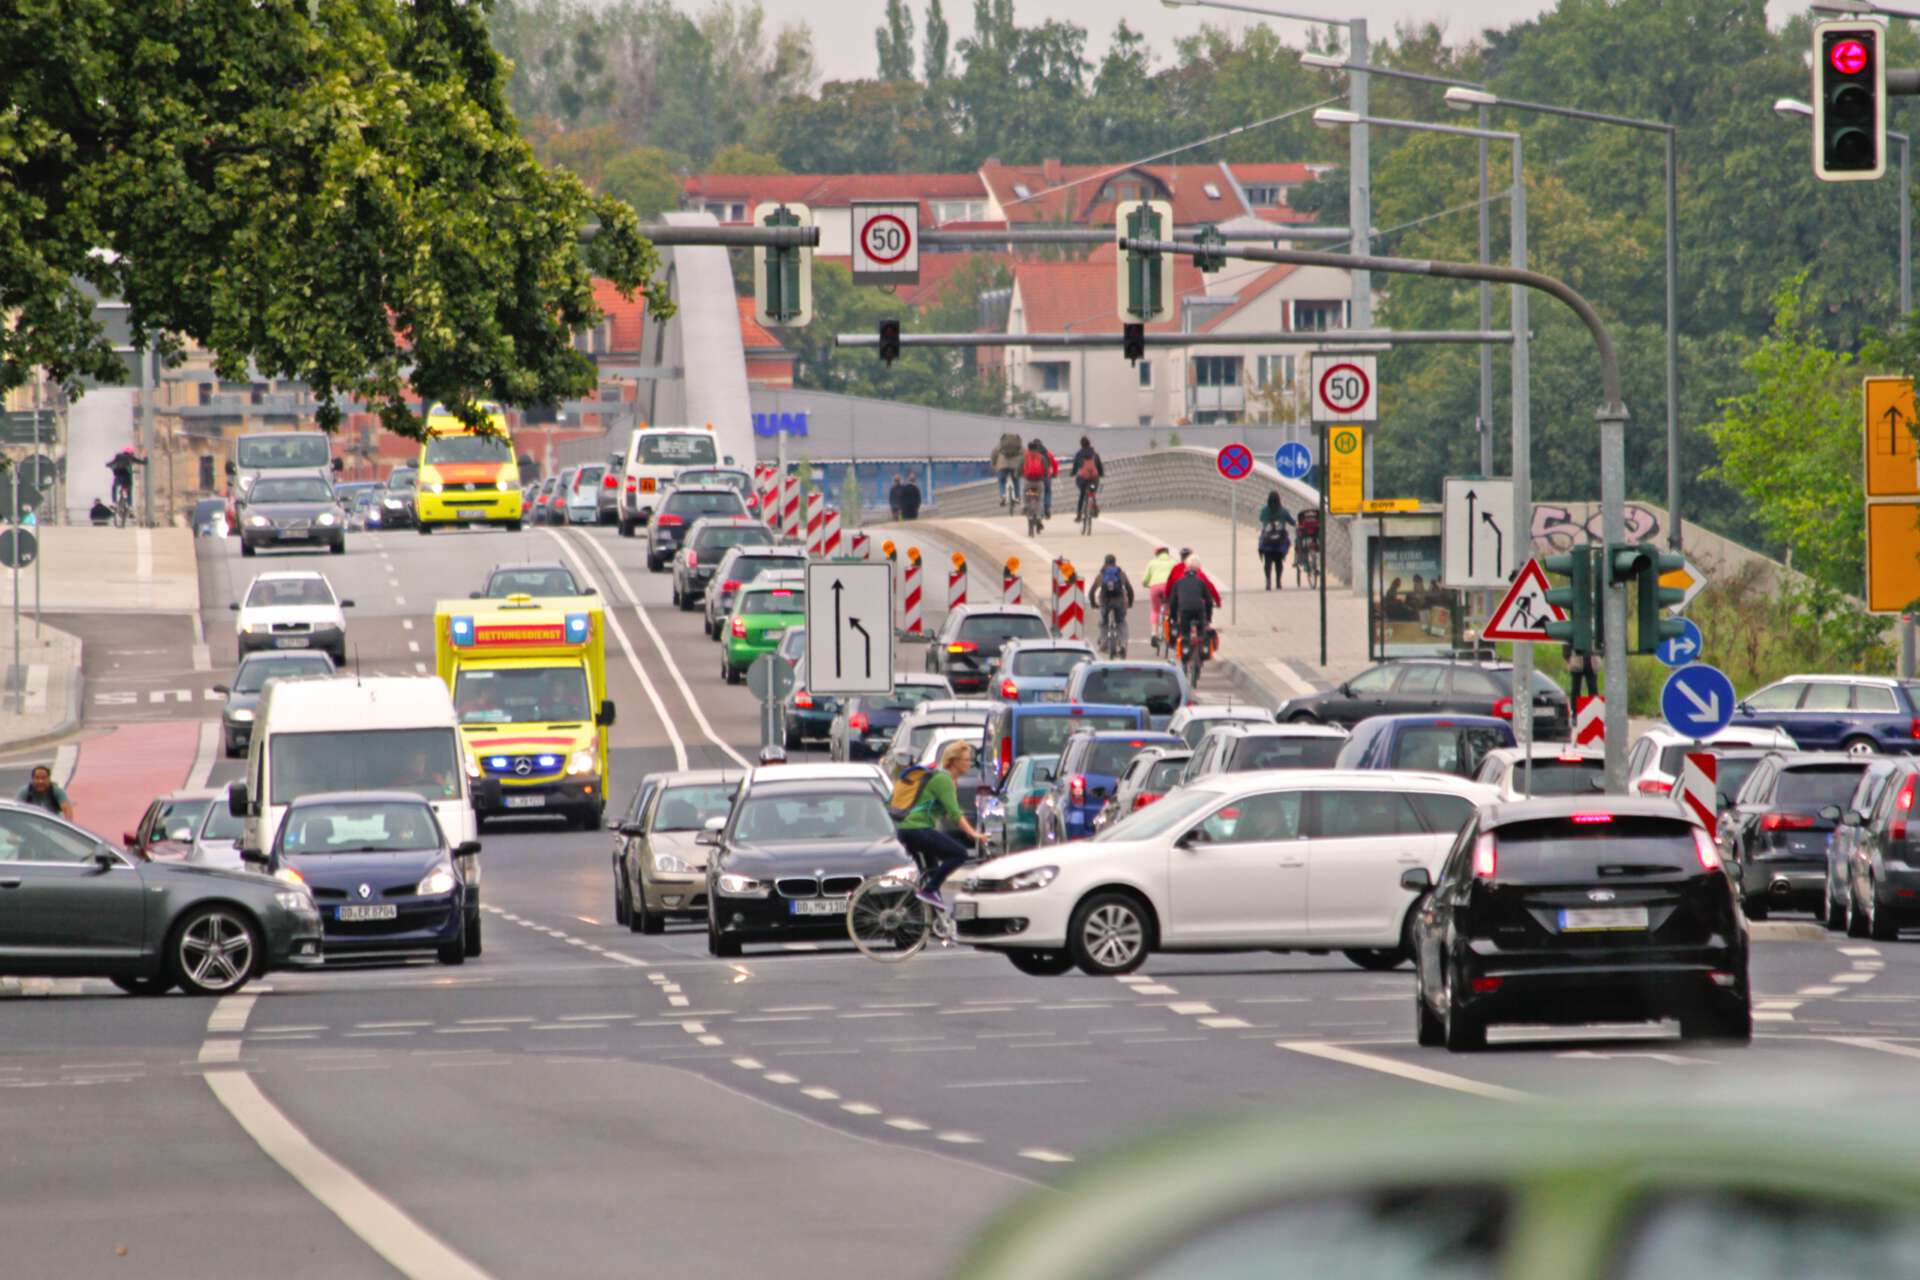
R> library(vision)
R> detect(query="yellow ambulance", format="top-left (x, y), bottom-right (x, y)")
top-left (416, 401), bottom-right (524, 532)
top-left (434, 595), bottom-right (614, 828)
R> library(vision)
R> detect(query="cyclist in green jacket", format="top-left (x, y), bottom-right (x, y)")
top-left (899, 740), bottom-right (983, 908)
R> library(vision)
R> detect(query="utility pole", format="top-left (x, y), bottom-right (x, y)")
top-left (138, 347), bottom-right (155, 528)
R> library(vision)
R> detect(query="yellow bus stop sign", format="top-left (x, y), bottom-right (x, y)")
top-left (1327, 425), bottom-right (1364, 515)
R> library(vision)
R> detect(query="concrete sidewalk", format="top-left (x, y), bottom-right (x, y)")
top-left (0, 621), bottom-right (84, 753)
top-left (0, 526), bottom-right (200, 613)
top-left (872, 506), bottom-right (1374, 705)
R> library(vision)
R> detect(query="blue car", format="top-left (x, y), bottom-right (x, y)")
top-left (993, 638), bottom-right (1095, 704)
top-left (268, 791), bottom-right (481, 965)
top-left (985, 701), bottom-right (1149, 786)
top-left (1334, 714), bottom-right (1515, 779)
top-left (1036, 729), bottom-right (1181, 844)
top-left (1729, 675), bottom-right (1920, 756)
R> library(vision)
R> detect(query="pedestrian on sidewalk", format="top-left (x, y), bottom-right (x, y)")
top-left (1257, 490), bottom-right (1294, 590)
top-left (17, 765), bottom-right (73, 820)
top-left (887, 473), bottom-right (905, 520)
top-left (899, 473), bottom-right (922, 520)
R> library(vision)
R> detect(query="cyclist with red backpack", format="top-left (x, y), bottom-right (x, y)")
top-left (1020, 438), bottom-right (1053, 531)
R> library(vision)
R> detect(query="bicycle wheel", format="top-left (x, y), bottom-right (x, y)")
top-left (847, 874), bottom-right (933, 962)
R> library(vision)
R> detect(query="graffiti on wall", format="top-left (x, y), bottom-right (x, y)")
top-left (1530, 502), bottom-right (1661, 553)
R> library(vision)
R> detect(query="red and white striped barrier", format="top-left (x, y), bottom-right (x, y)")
top-left (902, 548), bottom-right (924, 636)
top-left (881, 540), bottom-right (899, 629)
top-left (756, 466), bottom-right (778, 527)
top-left (780, 473), bottom-right (800, 540)
top-left (804, 491), bottom-right (825, 557)
top-left (1680, 751), bottom-right (1718, 839)
top-left (947, 552), bottom-right (968, 612)
top-left (1002, 557), bottom-right (1024, 607)
top-left (1051, 559), bottom-right (1085, 641)
top-left (1574, 695), bottom-right (1605, 748)
top-left (820, 506), bottom-right (842, 559)
top-left (850, 531), bottom-right (870, 562)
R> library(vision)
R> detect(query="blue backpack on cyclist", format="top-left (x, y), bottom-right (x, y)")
top-left (1100, 564), bottom-right (1123, 596)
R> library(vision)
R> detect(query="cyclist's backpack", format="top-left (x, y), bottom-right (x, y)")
top-left (888, 764), bottom-right (935, 820)
top-left (1100, 564), bottom-right (1123, 594)
top-left (1023, 450), bottom-right (1047, 481)
top-left (1077, 455), bottom-right (1100, 484)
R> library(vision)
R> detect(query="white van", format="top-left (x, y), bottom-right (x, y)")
top-left (617, 425), bottom-right (721, 536)
top-left (229, 676), bottom-right (484, 855)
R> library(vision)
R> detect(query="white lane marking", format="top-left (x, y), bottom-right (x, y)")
top-left (730, 1057), bottom-right (765, 1070)
top-left (1281, 1041), bottom-right (1536, 1102)
top-left (1166, 1002), bottom-right (1216, 1016)
top-left (401, 619), bottom-right (413, 630)
top-left (801, 1086), bottom-right (840, 1100)
top-left (1198, 1016), bottom-right (1252, 1029)
top-left (1018, 1148), bottom-right (1075, 1164)
top-left (763, 1072), bottom-right (800, 1085)
top-left (542, 529), bottom-right (687, 770)
top-left (207, 992), bottom-right (257, 1034)
top-left (408, 641), bottom-right (420, 653)
top-left (841, 1102), bottom-right (881, 1116)
top-left (204, 1072), bottom-right (491, 1279)
top-left (1132, 984), bottom-right (1177, 996)
top-left (198, 1039), bottom-right (242, 1064)
top-left (185, 721), bottom-right (219, 789)
top-left (884, 1117), bottom-right (930, 1132)
top-left (1854, 960), bottom-right (1885, 970)
top-left (1798, 985), bottom-right (1845, 997)
top-left (937, 1132), bottom-right (983, 1145)
top-left (1829, 1036), bottom-right (1920, 1061)
top-left (567, 529), bottom-right (751, 769)
top-left (412, 662), bottom-right (426, 675)
top-left (1840, 946), bottom-right (1881, 957)
top-left (943, 1078), bottom-right (1090, 1090)
top-left (1832, 973), bottom-right (1876, 985)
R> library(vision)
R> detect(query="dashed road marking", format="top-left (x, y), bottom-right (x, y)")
top-left (1281, 1041), bottom-right (1537, 1102)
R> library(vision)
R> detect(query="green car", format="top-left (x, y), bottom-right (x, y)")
top-left (721, 580), bottom-right (805, 684)
top-left (979, 753), bottom-right (1058, 855)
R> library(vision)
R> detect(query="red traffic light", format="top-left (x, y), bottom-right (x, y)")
top-left (1831, 38), bottom-right (1869, 76)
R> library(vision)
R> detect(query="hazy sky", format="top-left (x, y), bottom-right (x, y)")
top-left (722, 1), bottom-right (1807, 84)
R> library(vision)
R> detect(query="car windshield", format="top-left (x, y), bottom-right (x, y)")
top-left (1078, 668), bottom-right (1185, 715)
top-left (199, 805), bottom-right (245, 841)
top-left (1231, 737), bottom-right (1344, 770)
top-left (1093, 787), bottom-right (1216, 842)
top-left (277, 801), bottom-right (440, 854)
top-left (654, 783), bottom-right (738, 831)
top-left (958, 614), bottom-right (1050, 645)
top-left (424, 434), bottom-right (513, 465)
top-left (1389, 727), bottom-right (1507, 777)
top-left (1517, 758), bottom-right (1606, 795)
top-left (1488, 816), bottom-right (1699, 881)
top-left (1145, 758), bottom-right (1189, 790)
top-left (249, 477), bottom-right (332, 504)
top-left (732, 791), bottom-right (894, 843)
top-left (484, 569), bottom-right (579, 597)
top-left (236, 435), bottom-right (330, 470)
top-left (679, 470), bottom-right (750, 492)
top-left (1715, 757), bottom-right (1762, 802)
top-left (454, 668), bottom-right (591, 724)
top-left (1018, 714), bottom-right (1140, 757)
top-left (1179, 714), bottom-right (1265, 748)
top-left (1012, 650), bottom-right (1089, 678)
top-left (664, 492), bottom-right (747, 517)
top-left (152, 797), bottom-right (212, 843)
top-left (387, 471), bottom-right (417, 492)
top-left (910, 722), bottom-right (987, 755)
top-left (234, 654), bottom-right (333, 693)
top-left (740, 588), bottom-right (804, 616)
top-left (694, 526), bottom-right (772, 553)
top-left (1776, 765), bottom-right (1869, 807)
top-left (1086, 739), bottom-right (1162, 777)
top-left (576, 466), bottom-right (605, 484)
top-left (246, 577), bottom-right (334, 608)
top-left (780, 631), bottom-right (807, 662)
top-left (879, 684), bottom-right (946, 712)
top-left (269, 728), bottom-right (462, 804)
top-left (920, 730), bottom-right (989, 763)
top-left (637, 434), bottom-right (717, 466)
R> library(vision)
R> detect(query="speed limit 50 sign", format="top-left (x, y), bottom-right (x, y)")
top-left (1310, 354), bottom-right (1377, 422)
top-left (852, 201), bottom-right (920, 285)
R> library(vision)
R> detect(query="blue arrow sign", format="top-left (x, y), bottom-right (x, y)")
top-left (1661, 664), bottom-right (1736, 739)
top-left (1275, 441), bottom-right (1312, 480)
top-left (1655, 617), bottom-right (1704, 668)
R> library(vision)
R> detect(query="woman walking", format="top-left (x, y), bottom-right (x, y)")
top-left (1257, 490), bottom-right (1294, 590)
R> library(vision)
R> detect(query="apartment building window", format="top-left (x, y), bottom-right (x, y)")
top-left (197, 382), bottom-right (212, 406)
top-left (1034, 362), bottom-right (1070, 392)
top-left (1245, 184), bottom-right (1283, 206)
top-left (931, 200), bottom-right (986, 224)
top-left (1293, 301), bottom-right (1345, 332)
top-left (1138, 361), bottom-right (1153, 389)
top-left (1192, 355), bottom-right (1243, 387)
top-left (198, 455), bottom-right (215, 490)
top-left (1255, 354), bottom-right (1296, 389)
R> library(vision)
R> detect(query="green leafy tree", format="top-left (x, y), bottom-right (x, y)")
top-left (602, 147), bottom-right (685, 218)
top-left (923, 0), bottom-right (951, 84)
top-left (3, 0), bottom-right (668, 438)
top-left (708, 144), bottom-right (787, 176)
top-left (877, 0), bottom-right (916, 81)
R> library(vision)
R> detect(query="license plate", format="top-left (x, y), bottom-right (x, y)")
top-left (1035, 690), bottom-right (1066, 703)
top-left (790, 897), bottom-right (848, 916)
top-left (457, 507), bottom-right (486, 519)
top-left (640, 479), bottom-right (657, 493)
top-left (273, 637), bottom-right (310, 648)
top-left (504, 794), bottom-right (546, 809)
top-left (337, 904), bottom-right (398, 922)
top-left (953, 901), bottom-right (978, 921)
top-left (764, 629), bottom-right (786, 641)
top-left (1559, 906), bottom-right (1649, 932)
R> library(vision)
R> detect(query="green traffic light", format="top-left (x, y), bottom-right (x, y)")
top-left (1543, 546), bottom-right (1594, 654)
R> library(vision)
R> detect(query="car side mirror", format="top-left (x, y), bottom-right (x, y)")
top-left (340, 599), bottom-right (355, 608)
top-left (1845, 809), bottom-right (1864, 827)
top-left (331, 457), bottom-right (344, 473)
top-left (227, 781), bottom-right (250, 818)
top-left (121, 832), bottom-right (138, 848)
top-left (212, 683), bottom-right (229, 695)
top-left (617, 822), bottom-right (646, 837)
top-left (1819, 804), bottom-right (1843, 823)
top-left (704, 816), bottom-right (727, 834)
top-left (454, 840), bottom-right (482, 858)
top-left (596, 699), bottom-right (616, 728)
top-left (1339, 682), bottom-right (1353, 697)
top-left (583, 585), bottom-right (596, 594)
top-left (240, 847), bottom-right (267, 867)
top-left (469, 591), bottom-right (483, 599)
top-left (695, 830), bottom-right (720, 847)
top-left (1400, 867), bottom-right (1433, 892)
top-left (229, 602), bottom-right (240, 611)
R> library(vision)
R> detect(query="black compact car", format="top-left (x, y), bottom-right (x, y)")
top-left (0, 800), bottom-right (323, 995)
top-left (1824, 757), bottom-right (1906, 932)
top-left (237, 473), bottom-right (346, 556)
top-left (379, 467), bottom-right (417, 528)
top-left (647, 485), bottom-right (750, 572)
top-left (1277, 658), bottom-right (1571, 740)
top-left (1408, 797), bottom-right (1750, 1051)
top-left (474, 562), bottom-right (590, 599)
top-left (216, 649), bottom-right (336, 757)
top-left (671, 516), bottom-right (774, 610)
top-left (704, 778), bottom-right (906, 956)
top-left (1716, 752), bottom-right (1868, 919)
top-left (927, 605), bottom-right (1052, 694)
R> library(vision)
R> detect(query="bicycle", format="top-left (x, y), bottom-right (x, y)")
top-left (1079, 484), bottom-right (1099, 537)
top-left (999, 470), bottom-right (1019, 512)
top-left (1294, 532), bottom-right (1321, 589)
top-left (111, 489), bottom-right (133, 529)
top-left (847, 866), bottom-right (959, 962)
top-left (1176, 616), bottom-right (1213, 687)
top-left (1098, 607), bottom-right (1127, 660)
top-left (1022, 481), bottom-right (1045, 537)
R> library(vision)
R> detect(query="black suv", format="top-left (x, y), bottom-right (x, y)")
top-left (647, 485), bottom-right (750, 572)
top-left (1717, 751), bottom-right (1869, 919)
top-left (1278, 658), bottom-right (1570, 740)
top-left (1409, 797), bottom-right (1749, 1051)
top-left (927, 605), bottom-right (1052, 694)
top-left (671, 517), bottom-right (774, 611)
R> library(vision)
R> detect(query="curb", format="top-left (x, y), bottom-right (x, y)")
top-left (0, 634), bottom-right (85, 758)
top-left (1748, 921), bottom-right (1828, 943)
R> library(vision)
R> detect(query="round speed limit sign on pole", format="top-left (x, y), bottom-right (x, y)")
top-left (1310, 354), bottom-right (1377, 422)
top-left (852, 201), bottom-right (921, 285)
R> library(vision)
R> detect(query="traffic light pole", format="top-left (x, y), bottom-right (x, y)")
top-left (1123, 234), bottom-right (1634, 790)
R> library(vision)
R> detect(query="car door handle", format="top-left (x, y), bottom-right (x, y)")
top-left (1277, 857), bottom-right (1306, 868)
top-left (0, 877), bottom-right (19, 889)
top-left (1396, 854), bottom-right (1423, 864)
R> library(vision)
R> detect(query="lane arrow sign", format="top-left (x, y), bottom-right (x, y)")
top-left (832, 579), bottom-right (845, 678)
top-left (848, 617), bottom-right (872, 678)
top-left (1479, 509), bottom-right (1504, 578)
top-left (1464, 488), bottom-right (1478, 576)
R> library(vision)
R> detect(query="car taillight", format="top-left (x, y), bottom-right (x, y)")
top-left (793, 691), bottom-right (813, 709)
top-left (1693, 828), bottom-right (1721, 871)
top-left (1760, 812), bottom-right (1816, 831)
top-left (1069, 775), bottom-right (1086, 803)
top-left (685, 550), bottom-right (698, 568)
top-left (730, 618), bottom-right (746, 638)
top-left (1000, 677), bottom-right (1019, 700)
top-left (999, 737), bottom-right (1013, 777)
top-left (1132, 792), bottom-right (1162, 811)
top-left (948, 641), bottom-right (978, 654)
top-left (1570, 813), bottom-right (1612, 824)
top-left (1637, 778), bottom-right (1673, 796)
top-left (720, 579), bottom-right (741, 593)
top-left (1472, 832), bottom-right (1497, 879)
top-left (849, 712), bottom-right (869, 734)
top-left (1491, 696), bottom-right (1513, 720)
top-left (625, 477), bottom-right (637, 492)
top-left (657, 513), bottom-right (684, 527)
top-left (1896, 781), bottom-right (1916, 840)
top-left (603, 474), bottom-right (617, 489)
top-left (1911, 718), bottom-right (1920, 740)
top-left (1020, 794), bottom-right (1042, 809)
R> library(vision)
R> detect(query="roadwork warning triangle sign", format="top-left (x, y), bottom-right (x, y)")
top-left (1481, 557), bottom-right (1566, 644)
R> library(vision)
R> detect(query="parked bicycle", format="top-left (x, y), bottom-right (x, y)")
top-left (1294, 513), bottom-right (1322, 589)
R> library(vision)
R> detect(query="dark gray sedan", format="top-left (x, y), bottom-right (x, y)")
top-left (216, 649), bottom-right (337, 758)
top-left (0, 801), bottom-right (323, 995)
top-left (237, 473), bottom-right (346, 556)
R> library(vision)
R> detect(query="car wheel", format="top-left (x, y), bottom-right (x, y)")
top-left (1681, 1002), bottom-right (1752, 1043)
top-left (618, 520), bottom-right (633, 538)
top-left (111, 974), bottom-right (175, 997)
top-left (636, 889), bottom-right (664, 935)
top-left (707, 925), bottom-right (741, 958)
top-left (1067, 892), bottom-right (1150, 976)
top-left (1415, 985), bottom-right (1444, 1048)
top-left (670, 582), bottom-right (682, 607)
top-left (506, 520), bottom-right (522, 533)
top-left (170, 906), bottom-right (260, 996)
top-left (1824, 875), bottom-right (1847, 931)
top-left (646, 554), bottom-right (662, 573)
top-left (613, 864), bottom-right (632, 927)
top-left (464, 911), bottom-right (483, 958)
top-left (224, 737), bottom-right (244, 760)
top-left (437, 915), bottom-right (468, 965)
top-left (239, 541), bottom-right (256, 557)
top-left (1343, 947), bottom-right (1406, 971)
top-left (1006, 949), bottom-right (1075, 976)
top-left (1442, 975), bottom-right (1486, 1052)
top-left (1843, 736), bottom-right (1879, 758)
top-left (418, 523), bottom-right (433, 536)
top-left (329, 539), bottom-right (345, 555)
top-left (784, 722), bottom-right (802, 751)
top-left (1744, 896), bottom-right (1768, 921)
top-left (721, 657), bottom-right (738, 685)
top-left (1870, 885), bottom-right (1901, 942)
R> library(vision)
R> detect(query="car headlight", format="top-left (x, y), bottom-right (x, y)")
top-left (239, 621), bottom-right (268, 634)
top-left (316, 512), bottom-right (338, 526)
top-left (273, 867), bottom-right (305, 886)
top-left (383, 497), bottom-right (402, 508)
top-left (717, 872), bottom-right (767, 897)
top-left (464, 758), bottom-right (481, 778)
top-left (567, 749), bottom-right (597, 776)
top-left (275, 889), bottom-right (317, 915)
top-left (247, 514), bottom-right (271, 528)
top-left (970, 865), bottom-right (1058, 893)
top-left (228, 707), bottom-right (255, 722)
top-left (416, 866), bottom-right (457, 896)
top-left (422, 481), bottom-right (444, 494)
top-left (654, 851), bottom-right (692, 873)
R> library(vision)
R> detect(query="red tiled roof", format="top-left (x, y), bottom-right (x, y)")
top-left (736, 296), bottom-right (786, 353)
top-left (982, 161), bottom-right (1254, 227)
top-left (590, 278), bottom-right (647, 353)
top-left (1227, 163), bottom-right (1320, 185)
top-left (681, 173), bottom-right (988, 227)
top-left (1009, 257), bottom-right (1206, 336)
top-left (1193, 264), bottom-right (1299, 333)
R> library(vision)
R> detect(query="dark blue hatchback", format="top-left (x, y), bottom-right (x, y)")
top-left (269, 791), bottom-right (480, 965)
top-left (1335, 713), bottom-right (1516, 779)
top-left (1036, 729), bottom-right (1181, 844)
top-left (1728, 676), bottom-right (1920, 756)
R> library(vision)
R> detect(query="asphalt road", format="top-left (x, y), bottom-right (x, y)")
top-left (9, 516), bottom-right (1920, 1278)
